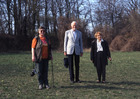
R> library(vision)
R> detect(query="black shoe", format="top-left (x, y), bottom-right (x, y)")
top-left (76, 80), bottom-right (81, 83)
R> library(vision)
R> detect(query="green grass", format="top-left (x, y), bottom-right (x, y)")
top-left (0, 51), bottom-right (140, 99)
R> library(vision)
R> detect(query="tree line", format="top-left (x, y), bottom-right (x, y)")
top-left (0, 0), bottom-right (140, 51)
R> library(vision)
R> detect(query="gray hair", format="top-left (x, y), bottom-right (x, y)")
top-left (71, 21), bottom-right (77, 26)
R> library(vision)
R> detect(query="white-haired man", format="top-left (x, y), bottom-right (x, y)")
top-left (64, 21), bottom-right (83, 83)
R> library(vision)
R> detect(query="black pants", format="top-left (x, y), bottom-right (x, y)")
top-left (96, 51), bottom-right (106, 81)
top-left (67, 52), bottom-right (80, 82)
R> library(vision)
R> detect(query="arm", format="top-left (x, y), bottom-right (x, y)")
top-left (90, 40), bottom-right (96, 63)
top-left (31, 38), bottom-right (37, 62)
top-left (90, 42), bottom-right (94, 62)
top-left (32, 48), bottom-right (35, 62)
top-left (64, 31), bottom-right (68, 56)
top-left (79, 32), bottom-right (83, 56)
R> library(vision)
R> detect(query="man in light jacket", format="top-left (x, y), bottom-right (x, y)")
top-left (64, 21), bottom-right (83, 83)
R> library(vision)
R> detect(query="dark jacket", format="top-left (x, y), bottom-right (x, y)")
top-left (34, 35), bottom-right (52, 62)
top-left (90, 39), bottom-right (111, 67)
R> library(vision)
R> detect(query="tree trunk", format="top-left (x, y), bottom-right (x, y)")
top-left (6, 0), bottom-right (11, 35)
top-left (13, 0), bottom-right (18, 35)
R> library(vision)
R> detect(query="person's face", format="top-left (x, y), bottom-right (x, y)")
top-left (97, 34), bottom-right (102, 41)
top-left (39, 29), bottom-right (45, 36)
top-left (71, 22), bottom-right (77, 31)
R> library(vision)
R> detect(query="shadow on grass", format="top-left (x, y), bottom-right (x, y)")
top-left (81, 80), bottom-right (96, 83)
top-left (60, 85), bottom-right (136, 91)
top-left (60, 80), bottom-right (140, 91)
top-left (82, 80), bottom-right (140, 86)
top-left (111, 81), bottom-right (140, 86)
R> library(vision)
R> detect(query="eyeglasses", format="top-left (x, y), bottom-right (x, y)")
top-left (40, 29), bottom-right (45, 32)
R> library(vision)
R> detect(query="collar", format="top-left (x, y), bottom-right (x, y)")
top-left (97, 39), bottom-right (104, 42)
top-left (71, 29), bottom-right (77, 32)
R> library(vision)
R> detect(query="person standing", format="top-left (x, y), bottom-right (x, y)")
top-left (31, 26), bottom-right (52, 89)
top-left (64, 21), bottom-right (83, 83)
top-left (90, 32), bottom-right (111, 83)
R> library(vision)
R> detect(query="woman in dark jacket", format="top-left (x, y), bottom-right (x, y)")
top-left (90, 32), bottom-right (111, 83)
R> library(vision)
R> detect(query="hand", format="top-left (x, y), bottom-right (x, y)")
top-left (64, 52), bottom-right (67, 56)
top-left (32, 56), bottom-right (35, 62)
top-left (108, 57), bottom-right (112, 61)
top-left (91, 60), bottom-right (94, 63)
top-left (80, 53), bottom-right (83, 57)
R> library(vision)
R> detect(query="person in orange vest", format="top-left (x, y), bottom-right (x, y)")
top-left (31, 26), bottom-right (52, 90)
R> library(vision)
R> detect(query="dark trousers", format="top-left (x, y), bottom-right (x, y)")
top-left (36, 59), bottom-right (49, 85)
top-left (68, 52), bottom-right (80, 81)
top-left (96, 51), bottom-right (106, 81)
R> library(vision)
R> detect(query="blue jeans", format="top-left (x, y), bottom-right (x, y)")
top-left (35, 59), bottom-right (49, 85)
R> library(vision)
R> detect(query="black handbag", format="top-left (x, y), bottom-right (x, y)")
top-left (30, 62), bottom-right (37, 77)
top-left (64, 57), bottom-right (69, 68)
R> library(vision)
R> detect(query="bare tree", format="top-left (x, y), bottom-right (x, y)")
top-left (6, 0), bottom-right (12, 34)
top-left (51, 0), bottom-right (57, 36)
top-left (13, 0), bottom-right (18, 35)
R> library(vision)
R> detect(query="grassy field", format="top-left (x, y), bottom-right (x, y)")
top-left (0, 51), bottom-right (140, 99)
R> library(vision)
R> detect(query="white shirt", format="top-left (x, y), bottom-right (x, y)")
top-left (97, 39), bottom-right (104, 52)
top-left (73, 31), bottom-right (77, 40)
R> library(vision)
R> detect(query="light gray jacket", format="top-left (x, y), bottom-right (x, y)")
top-left (64, 29), bottom-right (83, 55)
